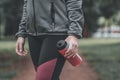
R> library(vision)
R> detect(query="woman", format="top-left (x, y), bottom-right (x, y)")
top-left (15, 0), bottom-right (84, 80)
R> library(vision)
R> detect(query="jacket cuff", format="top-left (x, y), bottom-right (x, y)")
top-left (15, 32), bottom-right (27, 39)
top-left (67, 31), bottom-right (82, 39)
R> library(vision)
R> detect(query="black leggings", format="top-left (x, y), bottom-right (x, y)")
top-left (28, 35), bottom-right (67, 80)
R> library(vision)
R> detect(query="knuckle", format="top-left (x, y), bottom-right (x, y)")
top-left (69, 49), bottom-right (73, 52)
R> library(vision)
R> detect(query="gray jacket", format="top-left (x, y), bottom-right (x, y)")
top-left (16, 0), bottom-right (84, 38)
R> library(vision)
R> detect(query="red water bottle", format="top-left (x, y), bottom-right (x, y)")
top-left (56, 40), bottom-right (82, 66)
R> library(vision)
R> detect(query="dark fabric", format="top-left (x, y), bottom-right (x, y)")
top-left (16, 0), bottom-right (84, 39)
top-left (28, 35), bottom-right (67, 80)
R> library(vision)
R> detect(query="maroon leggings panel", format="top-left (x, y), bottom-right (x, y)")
top-left (28, 35), bottom-right (67, 80)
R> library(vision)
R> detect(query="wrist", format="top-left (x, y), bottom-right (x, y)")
top-left (68, 33), bottom-right (80, 39)
top-left (68, 35), bottom-right (78, 40)
top-left (17, 37), bottom-right (25, 43)
top-left (18, 37), bottom-right (25, 39)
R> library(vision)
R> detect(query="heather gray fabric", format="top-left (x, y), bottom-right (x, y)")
top-left (16, 0), bottom-right (84, 38)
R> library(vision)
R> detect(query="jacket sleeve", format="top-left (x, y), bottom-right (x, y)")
top-left (65, 0), bottom-right (84, 38)
top-left (15, 0), bottom-right (27, 38)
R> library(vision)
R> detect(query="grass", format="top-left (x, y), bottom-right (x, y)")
top-left (0, 38), bottom-right (120, 80)
top-left (0, 41), bottom-right (15, 48)
top-left (79, 38), bottom-right (120, 80)
top-left (0, 40), bottom-right (29, 80)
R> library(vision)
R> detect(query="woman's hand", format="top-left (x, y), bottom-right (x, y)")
top-left (65, 35), bottom-right (79, 58)
top-left (15, 37), bottom-right (27, 56)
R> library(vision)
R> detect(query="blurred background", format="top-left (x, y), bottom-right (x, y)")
top-left (0, 0), bottom-right (120, 80)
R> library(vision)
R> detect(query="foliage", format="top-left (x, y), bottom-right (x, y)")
top-left (0, 71), bottom-right (16, 79)
top-left (0, 0), bottom-right (120, 37)
top-left (112, 11), bottom-right (120, 25)
top-left (83, 0), bottom-right (120, 34)
top-left (0, 40), bottom-right (28, 80)
top-left (0, 39), bottom-right (120, 80)
top-left (79, 39), bottom-right (120, 80)
top-left (3, 0), bottom-right (23, 36)
top-left (0, 0), bottom-right (23, 36)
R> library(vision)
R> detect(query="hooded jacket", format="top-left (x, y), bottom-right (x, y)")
top-left (16, 0), bottom-right (84, 38)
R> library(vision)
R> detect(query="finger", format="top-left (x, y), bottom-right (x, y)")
top-left (67, 53), bottom-right (76, 58)
top-left (65, 44), bottom-right (78, 58)
top-left (66, 52), bottom-right (73, 58)
top-left (16, 42), bottom-right (21, 55)
top-left (17, 51), bottom-right (26, 56)
top-left (22, 50), bottom-right (28, 56)
top-left (66, 50), bottom-right (78, 58)
top-left (15, 42), bottom-right (19, 54)
top-left (65, 43), bottom-right (76, 57)
top-left (65, 49), bottom-right (76, 58)
top-left (65, 43), bottom-right (72, 54)
top-left (19, 42), bottom-right (23, 53)
top-left (72, 43), bottom-right (76, 52)
top-left (16, 42), bottom-right (24, 56)
top-left (64, 49), bottom-right (72, 57)
top-left (66, 43), bottom-right (76, 54)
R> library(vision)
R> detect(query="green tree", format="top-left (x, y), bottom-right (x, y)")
top-left (3, 0), bottom-right (23, 36)
top-left (83, 0), bottom-right (120, 35)
top-left (0, 0), bottom-right (120, 37)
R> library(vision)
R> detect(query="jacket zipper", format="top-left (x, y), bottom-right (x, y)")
top-left (51, 2), bottom-right (55, 31)
top-left (32, 0), bottom-right (37, 36)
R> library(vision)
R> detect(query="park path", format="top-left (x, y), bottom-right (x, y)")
top-left (12, 58), bottom-right (99, 80)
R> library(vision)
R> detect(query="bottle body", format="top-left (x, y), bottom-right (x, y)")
top-left (56, 40), bottom-right (82, 66)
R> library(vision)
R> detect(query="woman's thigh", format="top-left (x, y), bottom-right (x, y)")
top-left (36, 35), bottom-right (67, 80)
top-left (28, 36), bottom-right (45, 67)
